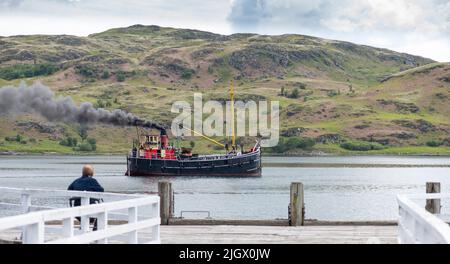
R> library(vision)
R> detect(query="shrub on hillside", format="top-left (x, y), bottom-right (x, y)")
top-left (327, 90), bottom-right (340, 97)
top-left (294, 82), bottom-right (307, 90)
top-left (286, 137), bottom-right (316, 150)
top-left (87, 138), bottom-right (97, 145)
top-left (340, 140), bottom-right (385, 151)
top-left (75, 64), bottom-right (96, 78)
top-left (181, 69), bottom-right (195, 79)
top-left (287, 88), bottom-right (300, 99)
top-left (426, 140), bottom-right (443, 147)
top-left (0, 63), bottom-right (58, 80)
top-left (59, 137), bottom-right (78, 147)
top-left (77, 143), bottom-right (93, 151)
top-left (95, 99), bottom-right (112, 108)
top-left (269, 137), bottom-right (316, 153)
top-left (87, 138), bottom-right (97, 151)
top-left (5, 134), bottom-right (25, 143)
top-left (116, 71), bottom-right (126, 82)
top-left (101, 69), bottom-right (110, 79)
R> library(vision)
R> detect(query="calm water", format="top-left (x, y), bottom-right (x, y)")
top-left (0, 155), bottom-right (449, 220)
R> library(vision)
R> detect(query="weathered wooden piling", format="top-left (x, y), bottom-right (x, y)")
top-left (289, 182), bottom-right (305, 226)
top-left (158, 181), bottom-right (174, 225)
top-left (425, 182), bottom-right (441, 214)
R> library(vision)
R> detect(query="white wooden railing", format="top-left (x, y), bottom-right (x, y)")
top-left (397, 193), bottom-right (450, 244)
top-left (0, 187), bottom-right (160, 244)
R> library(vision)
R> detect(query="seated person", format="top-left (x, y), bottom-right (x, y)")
top-left (68, 165), bottom-right (104, 230)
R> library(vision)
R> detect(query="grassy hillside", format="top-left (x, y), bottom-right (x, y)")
top-left (0, 24), bottom-right (449, 155)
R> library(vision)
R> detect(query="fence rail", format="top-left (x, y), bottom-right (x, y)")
top-left (397, 193), bottom-right (450, 244)
top-left (0, 187), bottom-right (160, 244)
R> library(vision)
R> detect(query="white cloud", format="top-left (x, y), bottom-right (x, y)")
top-left (0, 0), bottom-right (231, 36)
top-left (228, 0), bottom-right (450, 61)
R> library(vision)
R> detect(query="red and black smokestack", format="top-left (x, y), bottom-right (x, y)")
top-left (160, 129), bottom-right (169, 149)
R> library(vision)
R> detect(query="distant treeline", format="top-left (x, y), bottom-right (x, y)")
top-left (268, 137), bottom-right (316, 153)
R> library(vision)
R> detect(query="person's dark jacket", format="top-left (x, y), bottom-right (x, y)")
top-left (68, 176), bottom-right (104, 206)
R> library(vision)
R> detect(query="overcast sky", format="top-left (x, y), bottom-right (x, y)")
top-left (0, 0), bottom-right (449, 61)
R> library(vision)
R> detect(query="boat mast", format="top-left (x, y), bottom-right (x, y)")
top-left (230, 80), bottom-right (236, 149)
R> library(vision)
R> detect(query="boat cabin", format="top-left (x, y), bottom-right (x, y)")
top-left (133, 133), bottom-right (176, 160)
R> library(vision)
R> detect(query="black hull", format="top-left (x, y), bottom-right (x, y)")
top-left (126, 150), bottom-right (261, 177)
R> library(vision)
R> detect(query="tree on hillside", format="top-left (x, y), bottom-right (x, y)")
top-left (288, 88), bottom-right (300, 99)
top-left (78, 125), bottom-right (89, 142)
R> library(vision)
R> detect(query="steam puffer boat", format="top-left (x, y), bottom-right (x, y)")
top-left (125, 130), bottom-right (261, 177)
top-left (125, 82), bottom-right (262, 177)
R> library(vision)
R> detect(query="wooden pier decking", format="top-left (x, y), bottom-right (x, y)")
top-left (0, 224), bottom-right (398, 244)
top-left (159, 225), bottom-right (397, 244)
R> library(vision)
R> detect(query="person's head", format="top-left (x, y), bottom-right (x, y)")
top-left (82, 165), bottom-right (94, 177)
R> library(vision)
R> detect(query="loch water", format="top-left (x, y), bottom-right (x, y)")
top-left (0, 155), bottom-right (449, 220)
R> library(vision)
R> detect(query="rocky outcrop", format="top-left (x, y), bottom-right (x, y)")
top-left (15, 121), bottom-right (64, 134)
top-left (106, 57), bottom-right (130, 65)
top-left (165, 29), bottom-right (222, 40)
top-left (377, 99), bottom-right (420, 113)
top-left (354, 124), bottom-right (371, 129)
top-left (379, 54), bottom-right (421, 67)
top-left (443, 138), bottom-right (450, 146)
top-left (392, 119), bottom-right (437, 133)
top-left (142, 55), bottom-right (194, 77)
top-left (281, 127), bottom-right (309, 137)
top-left (191, 47), bottom-right (219, 59)
top-left (389, 132), bottom-right (417, 139)
top-left (51, 35), bottom-right (88, 46)
top-left (284, 105), bottom-right (306, 117)
top-left (228, 44), bottom-right (332, 73)
top-left (316, 134), bottom-right (342, 144)
top-left (0, 49), bottom-right (35, 62)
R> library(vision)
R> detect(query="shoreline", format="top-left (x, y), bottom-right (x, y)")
top-left (1, 151), bottom-right (450, 158)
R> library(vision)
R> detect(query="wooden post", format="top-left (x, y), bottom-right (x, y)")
top-left (158, 181), bottom-right (173, 225)
top-left (425, 182), bottom-right (441, 214)
top-left (290, 182), bottom-right (304, 226)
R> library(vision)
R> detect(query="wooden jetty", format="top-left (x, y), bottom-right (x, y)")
top-left (0, 182), bottom-right (449, 244)
top-left (1, 225), bottom-right (397, 244)
top-left (159, 225), bottom-right (397, 244)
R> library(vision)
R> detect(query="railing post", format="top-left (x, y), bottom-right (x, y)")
top-left (426, 182), bottom-right (441, 214)
top-left (80, 197), bottom-right (90, 232)
top-left (97, 211), bottom-right (108, 244)
top-left (62, 217), bottom-right (74, 238)
top-left (158, 181), bottom-right (173, 225)
top-left (151, 201), bottom-right (160, 243)
top-left (21, 193), bottom-right (31, 213)
top-left (21, 193), bottom-right (31, 240)
top-left (23, 222), bottom-right (44, 244)
top-left (289, 182), bottom-right (304, 226)
top-left (128, 207), bottom-right (138, 244)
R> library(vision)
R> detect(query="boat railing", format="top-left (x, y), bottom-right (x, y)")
top-left (397, 193), bottom-right (450, 244)
top-left (0, 187), bottom-right (160, 244)
top-left (128, 148), bottom-right (260, 161)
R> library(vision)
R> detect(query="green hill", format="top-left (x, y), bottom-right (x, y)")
top-left (0, 24), bottom-right (449, 155)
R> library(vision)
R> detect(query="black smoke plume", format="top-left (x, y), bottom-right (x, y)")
top-left (0, 82), bottom-right (166, 131)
